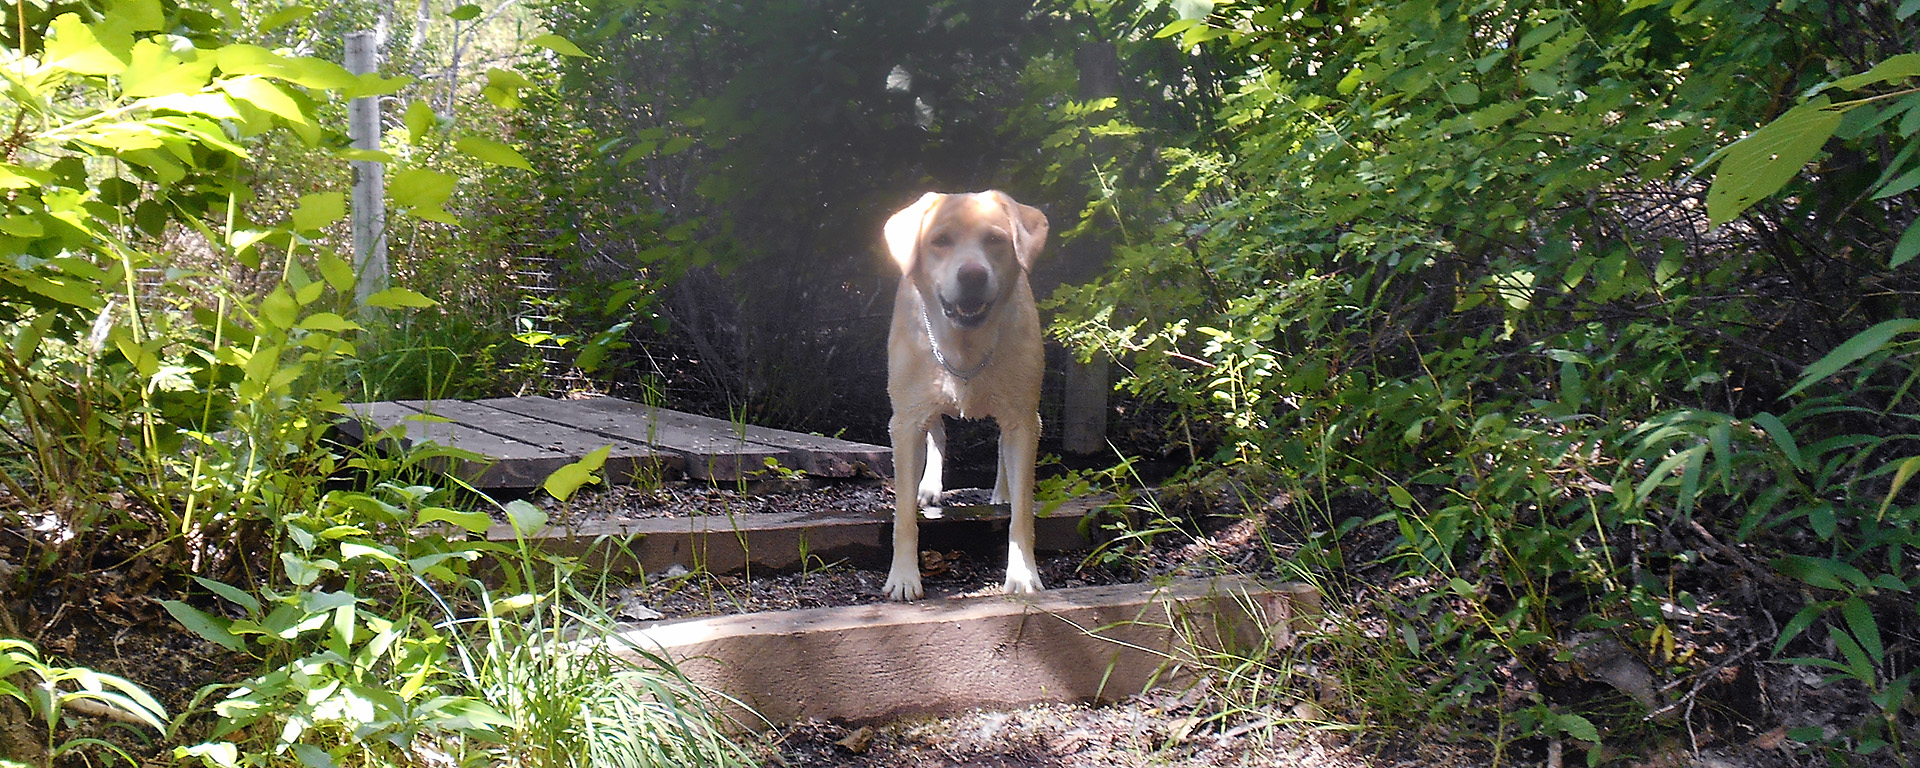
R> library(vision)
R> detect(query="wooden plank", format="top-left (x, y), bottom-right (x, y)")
top-left (494, 495), bottom-right (1117, 575)
top-left (398, 399), bottom-right (682, 484)
top-left (341, 400), bottom-right (573, 488)
top-left (648, 407), bottom-right (893, 479)
top-left (473, 396), bottom-right (786, 481)
top-left (605, 577), bottom-right (1317, 729)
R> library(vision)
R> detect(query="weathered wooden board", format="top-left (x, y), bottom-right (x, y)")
top-left (473, 396), bottom-right (789, 481)
top-left (495, 495), bottom-right (1119, 575)
top-left (398, 399), bottom-right (681, 484)
top-left (607, 577), bottom-right (1317, 728)
top-left (340, 400), bottom-right (574, 487)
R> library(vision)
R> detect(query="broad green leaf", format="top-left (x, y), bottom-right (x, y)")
top-left (528, 33), bottom-right (587, 57)
top-left (190, 575), bottom-right (261, 614)
top-left (417, 507), bottom-right (493, 534)
top-left (364, 287), bottom-right (438, 309)
top-left (45, 13), bottom-right (131, 75)
top-left (1829, 53), bottom-right (1920, 92)
top-left (1785, 318), bottom-right (1920, 397)
top-left (404, 100), bottom-right (437, 145)
top-left (454, 135), bottom-right (531, 170)
top-left (1554, 712), bottom-right (1599, 743)
top-left (389, 167), bottom-right (457, 223)
top-left (259, 287), bottom-right (298, 329)
top-left (260, 5), bottom-right (315, 31)
top-left (339, 541), bottom-right (401, 566)
top-left (122, 39), bottom-right (214, 97)
top-left (281, 552), bottom-right (321, 585)
top-left (318, 252), bottom-right (355, 293)
top-left (1707, 99), bottom-right (1844, 227)
top-left (291, 191), bottom-right (344, 231)
top-left (110, 0), bottom-right (165, 31)
top-left (543, 445), bottom-right (611, 501)
top-left (222, 77), bottom-right (307, 124)
top-left (160, 600), bottom-right (245, 652)
top-left (502, 499), bottom-right (548, 538)
top-left (298, 313), bottom-right (360, 332)
top-left (450, 3), bottom-right (482, 21)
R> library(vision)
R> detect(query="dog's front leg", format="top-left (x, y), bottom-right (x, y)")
top-left (1000, 413), bottom-right (1045, 594)
top-left (989, 427), bottom-right (1010, 505)
top-left (918, 417), bottom-right (946, 507)
top-left (885, 413), bottom-right (927, 601)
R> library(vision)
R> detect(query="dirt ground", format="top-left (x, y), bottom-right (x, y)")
top-left (6, 478), bottom-right (1897, 767)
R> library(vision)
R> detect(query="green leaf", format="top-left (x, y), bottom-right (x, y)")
top-left (45, 13), bottom-right (131, 75)
top-left (291, 191), bottom-right (345, 231)
top-left (1878, 456), bottom-right (1920, 520)
top-left (1774, 602), bottom-right (1829, 654)
top-left (1554, 712), bottom-right (1600, 743)
top-left (160, 601), bottom-right (245, 652)
top-left (190, 575), bottom-right (260, 615)
top-left (1775, 554), bottom-right (1869, 591)
top-left (1750, 412), bottom-right (1806, 472)
top-left (1829, 53), bottom-right (1920, 92)
top-left (454, 136), bottom-right (532, 170)
top-left (364, 287), bottom-right (438, 309)
top-left (318, 252), bottom-right (355, 293)
top-left (260, 5), bottom-right (314, 32)
top-left (122, 39), bottom-right (215, 97)
top-left (281, 552), bottom-right (321, 586)
top-left (389, 167), bottom-right (457, 223)
top-left (222, 77), bottom-right (307, 124)
top-left (297, 312), bottom-right (360, 332)
top-left (417, 507), bottom-right (493, 534)
top-left (1707, 99), bottom-right (1844, 227)
top-left (543, 445), bottom-right (611, 501)
top-left (1892, 218), bottom-right (1920, 268)
top-left (1786, 318), bottom-right (1920, 397)
top-left (449, 4), bottom-right (482, 21)
top-left (528, 33), bottom-right (587, 57)
top-left (502, 499), bottom-right (548, 538)
top-left (259, 286), bottom-right (298, 329)
top-left (1386, 485), bottom-right (1413, 509)
top-left (1840, 597), bottom-right (1885, 666)
top-left (404, 100), bottom-right (437, 145)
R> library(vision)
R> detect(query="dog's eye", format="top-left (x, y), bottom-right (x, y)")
top-left (984, 232), bottom-right (1010, 249)
top-left (930, 233), bottom-right (954, 248)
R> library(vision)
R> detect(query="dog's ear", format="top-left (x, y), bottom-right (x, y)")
top-left (994, 192), bottom-right (1049, 269)
top-left (884, 192), bottom-right (943, 275)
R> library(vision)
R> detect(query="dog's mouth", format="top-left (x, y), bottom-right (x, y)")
top-left (939, 294), bottom-right (993, 329)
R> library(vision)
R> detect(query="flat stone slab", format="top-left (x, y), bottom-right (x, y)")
top-left (605, 577), bottom-right (1318, 728)
top-left (495, 495), bottom-right (1122, 575)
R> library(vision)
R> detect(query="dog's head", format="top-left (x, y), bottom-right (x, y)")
top-left (884, 191), bottom-right (1048, 330)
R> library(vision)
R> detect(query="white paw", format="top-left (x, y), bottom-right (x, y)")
top-left (916, 487), bottom-right (943, 507)
top-left (884, 566), bottom-right (924, 601)
top-left (1002, 566), bottom-right (1045, 595)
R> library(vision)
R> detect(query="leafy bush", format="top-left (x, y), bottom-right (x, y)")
top-left (1042, 0), bottom-right (1920, 758)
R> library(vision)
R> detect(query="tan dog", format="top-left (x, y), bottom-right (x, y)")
top-left (882, 191), bottom-right (1049, 601)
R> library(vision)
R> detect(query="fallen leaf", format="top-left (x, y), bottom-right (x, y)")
top-left (835, 726), bottom-right (875, 754)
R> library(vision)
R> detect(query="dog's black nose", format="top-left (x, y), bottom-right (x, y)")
top-left (955, 263), bottom-right (990, 300)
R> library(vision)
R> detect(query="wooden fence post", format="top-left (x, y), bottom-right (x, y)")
top-left (345, 31), bottom-right (387, 310)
